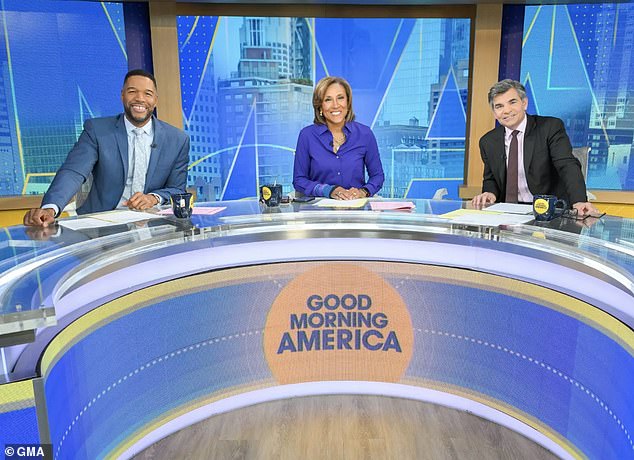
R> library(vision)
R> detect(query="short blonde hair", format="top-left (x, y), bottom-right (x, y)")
top-left (313, 76), bottom-right (356, 125)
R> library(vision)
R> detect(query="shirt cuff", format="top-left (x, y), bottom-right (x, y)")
top-left (41, 203), bottom-right (60, 217)
top-left (149, 193), bottom-right (163, 205)
top-left (311, 184), bottom-right (334, 198)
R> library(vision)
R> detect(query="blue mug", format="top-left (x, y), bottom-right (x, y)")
top-left (170, 192), bottom-right (194, 218)
top-left (260, 184), bottom-right (283, 207)
top-left (532, 195), bottom-right (567, 221)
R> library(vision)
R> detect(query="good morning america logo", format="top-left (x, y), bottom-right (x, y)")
top-left (277, 293), bottom-right (401, 353)
top-left (264, 263), bottom-right (413, 384)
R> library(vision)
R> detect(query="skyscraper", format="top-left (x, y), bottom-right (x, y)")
top-left (0, 63), bottom-right (21, 195)
top-left (585, 4), bottom-right (634, 188)
top-left (217, 17), bottom-right (313, 197)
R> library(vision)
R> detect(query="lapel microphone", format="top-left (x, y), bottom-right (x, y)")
top-left (151, 143), bottom-right (157, 149)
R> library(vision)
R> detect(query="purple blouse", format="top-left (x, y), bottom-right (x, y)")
top-left (292, 121), bottom-right (385, 197)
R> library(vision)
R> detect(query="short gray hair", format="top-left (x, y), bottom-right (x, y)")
top-left (488, 79), bottom-right (527, 108)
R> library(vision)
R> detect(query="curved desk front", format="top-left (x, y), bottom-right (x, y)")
top-left (0, 200), bottom-right (633, 460)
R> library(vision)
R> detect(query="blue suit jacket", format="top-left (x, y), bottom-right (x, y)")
top-left (42, 114), bottom-right (190, 214)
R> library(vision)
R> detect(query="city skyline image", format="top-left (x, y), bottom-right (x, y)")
top-left (3, 4), bottom-right (634, 201)
top-left (179, 15), bottom-right (471, 201)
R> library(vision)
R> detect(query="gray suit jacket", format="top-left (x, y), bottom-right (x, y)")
top-left (42, 114), bottom-right (190, 214)
top-left (479, 114), bottom-right (587, 206)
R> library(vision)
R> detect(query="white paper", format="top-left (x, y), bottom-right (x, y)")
top-left (485, 203), bottom-right (533, 215)
top-left (447, 213), bottom-right (534, 226)
top-left (314, 198), bottom-right (368, 208)
top-left (158, 206), bottom-right (226, 216)
top-left (58, 210), bottom-right (160, 230)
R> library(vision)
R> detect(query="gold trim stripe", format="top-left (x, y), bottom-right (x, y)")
top-left (0, 379), bottom-right (35, 409)
top-left (107, 379), bottom-right (277, 459)
top-left (108, 377), bottom-right (582, 459)
top-left (41, 265), bottom-right (294, 375)
top-left (372, 262), bottom-right (634, 355)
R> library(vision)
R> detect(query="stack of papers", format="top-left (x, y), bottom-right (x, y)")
top-left (370, 201), bottom-right (415, 211)
top-left (485, 203), bottom-right (533, 214)
top-left (439, 209), bottom-right (534, 226)
top-left (58, 210), bottom-right (159, 230)
top-left (314, 198), bottom-right (368, 208)
top-left (158, 206), bottom-right (226, 216)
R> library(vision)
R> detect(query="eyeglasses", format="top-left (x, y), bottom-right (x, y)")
top-left (562, 208), bottom-right (606, 221)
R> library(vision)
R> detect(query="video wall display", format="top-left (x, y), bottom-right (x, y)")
top-left (3, 4), bottom-right (634, 200)
top-left (0, 0), bottom-right (127, 197)
top-left (41, 261), bottom-right (634, 458)
top-left (177, 16), bottom-right (471, 201)
top-left (521, 3), bottom-right (634, 191)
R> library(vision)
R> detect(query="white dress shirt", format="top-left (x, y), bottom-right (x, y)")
top-left (119, 117), bottom-right (157, 206)
top-left (504, 115), bottom-right (533, 203)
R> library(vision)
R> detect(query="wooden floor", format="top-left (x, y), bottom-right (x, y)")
top-left (133, 395), bottom-right (559, 460)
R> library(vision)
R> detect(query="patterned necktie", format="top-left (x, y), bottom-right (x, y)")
top-left (131, 128), bottom-right (146, 194)
top-left (505, 130), bottom-right (520, 203)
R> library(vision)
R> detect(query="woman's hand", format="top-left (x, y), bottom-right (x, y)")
top-left (331, 186), bottom-right (348, 200)
top-left (331, 187), bottom-right (366, 200)
top-left (348, 187), bottom-right (368, 199)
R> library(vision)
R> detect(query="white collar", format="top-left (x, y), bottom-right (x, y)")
top-left (124, 116), bottom-right (154, 137)
top-left (504, 113), bottom-right (527, 138)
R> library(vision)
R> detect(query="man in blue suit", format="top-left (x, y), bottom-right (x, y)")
top-left (24, 69), bottom-right (190, 227)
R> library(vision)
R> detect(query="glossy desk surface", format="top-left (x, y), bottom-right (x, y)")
top-left (2, 199), bottom-right (632, 460)
top-left (1, 198), bottom-right (632, 342)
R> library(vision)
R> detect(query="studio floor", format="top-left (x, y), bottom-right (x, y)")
top-left (132, 395), bottom-right (558, 460)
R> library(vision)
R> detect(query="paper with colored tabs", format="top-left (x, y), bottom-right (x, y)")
top-left (370, 201), bottom-right (415, 211)
top-left (314, 198), bottom-right (368, 208)
top-left (158, 206), bottom-right (226, 216)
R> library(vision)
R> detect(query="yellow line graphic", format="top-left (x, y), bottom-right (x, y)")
top-left (613, 5), bottom-right (619, 47)
top-left (305, 17), bottom-right (329, 77)
top-left (185, 17), bottom-right (221, 127)
top-left (371, 20), bottom-right (416, 129)
top-left (179, 16), bottom-right (200, 53)
top-left (21, 173), bottom-right (56, 195)
top-left (100, 2), bottom-right (127, 61)
top-left (220, 99), bottom-right (256, 200)
top-left (522, 5), bottom-right (542, 48)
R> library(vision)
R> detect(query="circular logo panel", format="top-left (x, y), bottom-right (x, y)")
top-left (264, 263), bottom-right (413, 384)
top-left (533, 198), bottom-right (549, 215)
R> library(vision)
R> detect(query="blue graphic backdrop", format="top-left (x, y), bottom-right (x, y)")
top-left (5, 5), bottom-right (634, 199)
top-left (521, 4), bottom-right (634, 191)
top-left (0, 0), bottom-right (127, 197)
top-left (178, 16), bottom-right (471, 201)
top-left (42, 263), bottom-right (634, 459)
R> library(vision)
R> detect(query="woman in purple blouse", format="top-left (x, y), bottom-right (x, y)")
top-left (292, 76), bottom-right (385, 200)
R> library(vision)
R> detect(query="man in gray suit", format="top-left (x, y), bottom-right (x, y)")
top-left (472, 79), bottom-right (597, 217)
top-left (24, 69), bottom-right (190, 227)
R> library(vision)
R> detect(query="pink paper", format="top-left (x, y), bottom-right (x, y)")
top-left (158, 206), bottom-right (227, 216)
top-left (369, 201), bottom-right (415, 211)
